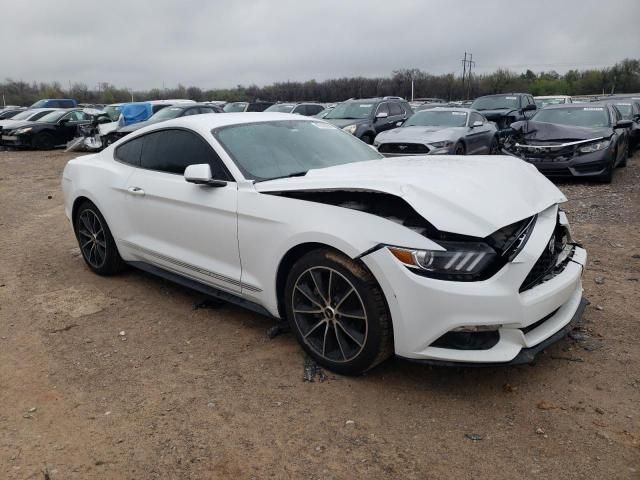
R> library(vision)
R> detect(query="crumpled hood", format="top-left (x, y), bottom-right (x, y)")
top-left (255, 156), bottom-right (565, 238)
top-left (376, 126), bottom-right (461, 143)
top-left (511, 121), bottom-right (613, 143)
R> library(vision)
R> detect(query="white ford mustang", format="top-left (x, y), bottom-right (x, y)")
top-left (62, 113), bottom-right (587, 375)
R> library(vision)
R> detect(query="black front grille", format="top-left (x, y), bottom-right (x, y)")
top-left (378, 143), bottom-right (429, 154)
top-left (517, 144), bottom-right (577, 162)
top-left (520, 221), bottom-right (572, 292)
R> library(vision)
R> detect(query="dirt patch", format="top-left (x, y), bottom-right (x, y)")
top-left (0, 149), bottom-right (638, 479)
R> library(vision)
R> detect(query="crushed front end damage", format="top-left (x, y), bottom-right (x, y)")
top-left (502, 121), bottom-right (614, 178)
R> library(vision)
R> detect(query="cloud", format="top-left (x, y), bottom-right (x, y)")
top-left (1, 0), bottom-right (638, 90)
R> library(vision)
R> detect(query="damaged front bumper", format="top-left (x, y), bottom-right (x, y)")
top-left (502, 144), bottom-right (612, 178)
top-left (361, 204), bottom-right (588, 365)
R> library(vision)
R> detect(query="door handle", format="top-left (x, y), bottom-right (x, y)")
top-left (127, 186), bottom-right (145, 196)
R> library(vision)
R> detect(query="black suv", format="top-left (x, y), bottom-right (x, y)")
top-left (470, 93), bottom-right (537, 136)
top-left (323, 97), bottom-right (413, 144)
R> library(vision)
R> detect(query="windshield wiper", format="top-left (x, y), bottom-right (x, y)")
top-left (255, 170), bottom-right (308, 183)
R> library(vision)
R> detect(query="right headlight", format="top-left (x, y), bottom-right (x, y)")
top-left (387, 241), bottom-right (498, 281)
top-left (342, 124), bottom-right (357, 135)
top-left (578, 140), bottom-right (610, 153)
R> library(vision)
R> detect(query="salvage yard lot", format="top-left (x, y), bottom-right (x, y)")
top-left (0, 150), bottom-right (639, 479)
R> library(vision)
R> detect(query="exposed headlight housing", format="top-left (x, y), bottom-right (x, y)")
top-left (342, 124), bottom-right (357, 135)
top-left (578, 140), bottom-right (610, 153)
top-left (387, 241), bottom-right (497, 281)
top-left (13, 127), bottom-right (32, 135)
top-left (429, 141), bottom-right (453, 149)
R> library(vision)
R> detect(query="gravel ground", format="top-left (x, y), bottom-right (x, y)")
top-left (0, 149), bottom-right (639, 479)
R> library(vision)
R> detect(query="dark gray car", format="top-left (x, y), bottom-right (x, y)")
top-left (374, 108), bottom-right (499, 156)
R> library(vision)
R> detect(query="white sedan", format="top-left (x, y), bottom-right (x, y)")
top-left (62, 113), bottom-right (587, 375)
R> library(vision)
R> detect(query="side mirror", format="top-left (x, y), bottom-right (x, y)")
top-left (375, 111), bottom-right (389, 119)
top-left (395, 121), bottom-right (404, 127)
top-left (184, 164), bottom-right (227, 187)
top-left (59, 118), bottom-right (70, 124)
top-left (523, 104), bottom-right (537, 111)
top-left (614, 119), bottom-right (633, 129)
top-left (471, 120), bottom-right (483, 128)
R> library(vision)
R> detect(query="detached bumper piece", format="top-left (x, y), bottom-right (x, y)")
top-left (401, 297), bottom-right (588, 368)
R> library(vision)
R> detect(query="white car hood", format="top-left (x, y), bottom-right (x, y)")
top-left (255, 156), bottom-right (566, 238)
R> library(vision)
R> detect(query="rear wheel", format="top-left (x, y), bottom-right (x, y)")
top-left (74, 201), bottom-right (126, 275)
top-left (32, 132), bottom-right (55, 150)
top-left (454, 141), bottom-right (466, 155)
top-left (284, 249), bottom-right (393, 375)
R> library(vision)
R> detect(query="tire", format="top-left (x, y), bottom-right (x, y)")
top-left (360, 133), bottom-right (373, 145)
top-left (597, 149), bottom-right (616, 183)
top-left (454, 141), bottom-right (466, 155)
top-left (619, 142), bottom-right (629, 167)
top-left (284, 248), bottom-right (393, 375)
top-left (489, 136), bottom-right (499, 154)
top-left (73, 200), bottom-right (126, 275)
top-left (32, 132), bottom-right (55, 150)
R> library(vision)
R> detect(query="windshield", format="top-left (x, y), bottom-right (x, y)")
top-left (265, 104), bottom-right (295, 113)
top-left (223, 102), bottom-right (248, 112)
top-left (149, 107), bottom-right (184, 121)
top-left (532, 107), bottom-right (610, 128)
top-left (535, 97), bottom-right (567, 108)
top-left (325, 102), bottom-right (374, 120)
top-left (404, 110), bottom-right (467, 127)
top-left (36, 110), bottom-right (68, 123)
top-left (104, 105), bottom-right (121, 121)
top-left (213, 120), bottom-right (383, 181)
top-left (614, 104), bottom-right (632, 118)
top-left (471, 96), bottom-right (520, 111)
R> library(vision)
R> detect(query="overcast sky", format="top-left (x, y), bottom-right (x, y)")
top-left (2, 0), bottom-right (639, 90)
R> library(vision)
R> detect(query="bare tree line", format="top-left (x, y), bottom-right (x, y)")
top-left (2, 59), bottom-right (638, 106)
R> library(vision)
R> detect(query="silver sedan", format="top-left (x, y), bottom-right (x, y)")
top-left (374, 107), bottom-right (499, 156)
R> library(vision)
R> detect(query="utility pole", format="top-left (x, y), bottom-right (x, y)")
top-left (467, 53), bottom-right (475, 100)
top-left (461, 52), bottom-right (475, 100)
top-left (461, 52), bottom-right (468, 97)
top-left (411, 74), bottom-right (414, 102)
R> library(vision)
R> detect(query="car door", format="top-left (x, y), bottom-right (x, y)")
top-left (467, 112), bottom-right (494, 154)
top-left (374, 103), bottom-right (397, 134)
top-left (387, 102), bottom-right (406, 130)
top-left (57, 110), bottom-right (91, 143)
top-left (121, 128), bottom-right (242, 293)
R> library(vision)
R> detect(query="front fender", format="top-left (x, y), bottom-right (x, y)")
top-left (237, 188), bottom-right (439, 315)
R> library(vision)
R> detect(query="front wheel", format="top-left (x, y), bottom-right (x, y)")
top-left (74, 201), bottom-right (127, 275)
top-left (32, 132), bottom-right (55, 150)
top-left (360, 134), bottom-right (373, 145)
top-left (284, 249), bottom-right (393, 375)
top-left (597, 149), bottom-right (616, 183)
top-left (489, 136), bottom-right (499, 154)
top-left (454, 142), bottom-right (466, 155)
